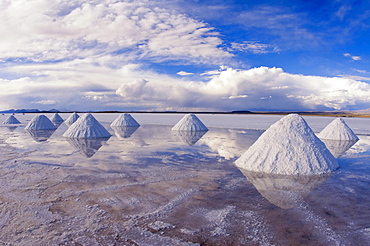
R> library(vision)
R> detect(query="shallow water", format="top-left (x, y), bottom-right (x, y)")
top-left (0, 113), bottom-right (370, 245)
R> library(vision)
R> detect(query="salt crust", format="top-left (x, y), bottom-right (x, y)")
top-left (65, 112), bottom-right (80, 126)
top-left (50, 113), bottom-right (64, 124)
top-left (172, 114), bottom-right (208, 131)
top-left (63, 113), bottom-right (111, 138)
top-left (3, 115), bottom-right (21, 124)
top-left (235, 114), bottom-right (338, 175)
top-left (318, 118), bottom-right (359, 141)
top-left (110, 113), bottom-right (140, 127)
top-left (25, 115), bottom-right (57, 130)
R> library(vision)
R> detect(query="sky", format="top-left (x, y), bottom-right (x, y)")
top-left (1, 0), bottom-right (370, 112)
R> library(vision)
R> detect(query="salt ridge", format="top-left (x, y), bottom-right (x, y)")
top-left (110, 113), bottom-right (140, 127)
top-left (318, 118), bottom-right (359, 141)
top-left (25, 115), bottom-right (57, 130)
top-left (235, 114), bottom-right (339, 175)
top-left (172, 114), bottom-right (208, 131)
top-left (63, 113), bottom-right (111, 138)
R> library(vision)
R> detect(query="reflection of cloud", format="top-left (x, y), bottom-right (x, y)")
top-left (321, 139), bottom-right (358, 158)
top-left (67, 137), bottom-right (110, 158)
top-left (199, 129), bottom-right (262, 160)
top-left (172, 130), bottom-right (207, 146)
top-left (112, 126), bottom-right (139, 140)
top-left (26, 129), bottom-right (56, 142)
top-left (343, 136), bottom-right (370, 155)
top-left (239, 168), bottom-right (330, 209)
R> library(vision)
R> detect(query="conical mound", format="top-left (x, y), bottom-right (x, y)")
top-left (50, 113), bottom-right (64, 124)
top-left (63, 113), bottom-right (111, 138)
top-left (25, 115), bottom-right (57, 130)
top-left (3, 115), bottom-right (21, 124)
top-left (65, 112), bottom-right (80, 126)
top-left (172, 114), bottom-right (208, 131)
top-left (110, 113), bottom-right (140, 127)
top-left (235, 114), bottom-right (338, 175)
top-left (317, 118), bottom-right (359, 141)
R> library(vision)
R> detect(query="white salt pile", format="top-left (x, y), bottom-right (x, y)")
top-left (50, 113), bottom-right (64, 124)
top-left (110, 113), bottom-right (140, 127)
top-left (317, 118), bottom-right (359, 141)
top-left (172, 114), bottom-right (208, 131)
top-left (235, 114), bottom-right (338, 175)
top-left (3, 115), bottom-right (21, 124)
top-left (65, 112), bottom-right (80, 126)
top-left (25, 115), bottom-right (57, 130)
top-left (63, 113), bottom-right (111, 138)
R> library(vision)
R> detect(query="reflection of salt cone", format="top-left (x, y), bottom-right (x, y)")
top-left (6, 126), bottom-right (18, 132)
top-left (112, 126), bottom-right (139, 139)
top-left (321, 139), bottom-right (358, 158)
top-left (26, 129), bottom-right (56, 142)
top-left (173, 130), bottom-right (207, 146)
top-left (67, 137), bottom-right (110, 158)
top-left (238, 168), bottom-right (330, 209)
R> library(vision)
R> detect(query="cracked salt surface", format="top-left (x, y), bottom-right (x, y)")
top-left (0, 113), bottom-right (370, 245)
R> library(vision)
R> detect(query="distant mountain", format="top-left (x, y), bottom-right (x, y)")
top-left (0, 108), bottom-right (61, 113)
top-left (353, 108), bottom-right (370, 114)
top-left (0, 109), bottom-right (40, 113)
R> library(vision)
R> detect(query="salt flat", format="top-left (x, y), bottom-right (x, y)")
top-left (0, 113), bottom-right (369, 245)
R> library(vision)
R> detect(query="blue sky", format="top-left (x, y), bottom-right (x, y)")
top-left (1, 0), bottom-right (370, 112)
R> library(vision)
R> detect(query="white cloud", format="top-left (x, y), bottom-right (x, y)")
top-left (31, 100), bottom-right (59, 105)
top-left (115, 66), bottom-right (370, 111)
top-left (0, 0), bottom-right (231, 64)
top-left (344, 53), bottom-right (362, 61)
top-left (177, 71), bottom-right (194, 76)
top-left (2, 64), bottom-right (370, 111)
top-left (231, 41), bottom-right (280, 54)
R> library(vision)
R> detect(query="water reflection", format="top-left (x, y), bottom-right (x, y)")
top-left (238, 168), bottom-right (330, 209)
top-left (5, 126), bottom-right (18, 132)
top-left (199, 129), bottom-right (263, 160)
top-left (26, 129), bottom-right (56, 142)
top-left (172, 130), bottom-right (207, 146)
top-left (67, 137), bottom-right (110, 158)
top-left (111, 126), bottom-right (139, 139)
top-left (321, 139), bottom-right (358, 158)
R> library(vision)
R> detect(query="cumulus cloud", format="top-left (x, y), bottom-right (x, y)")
top-left (344, 53), bottom-right (361, 61)
top-left (2, 63), bottom-right (370, 111)
top-left (0, 0), bottom-right (231, 64)
top-left (115, 66), bottom-right (370, 111)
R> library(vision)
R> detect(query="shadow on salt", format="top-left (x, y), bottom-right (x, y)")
top-left (67, 137), bottom-right (110, 158)
top-left (238, 168), bottom-right (331, 209)
top-left (26, 129), bottom-right (56, 142)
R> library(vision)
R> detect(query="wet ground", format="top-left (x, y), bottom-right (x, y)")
top-left (0, 114), bottom-right (370, 245)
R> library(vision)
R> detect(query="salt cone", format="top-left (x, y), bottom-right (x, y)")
top-left (235, 114), bottom-right (338, 175)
